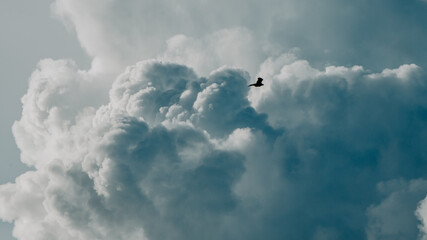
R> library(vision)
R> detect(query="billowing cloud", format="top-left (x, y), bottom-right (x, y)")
top-left (2, 0), bottom-right (427, 239)
top-left (2, 56), bottom-right (427, 239)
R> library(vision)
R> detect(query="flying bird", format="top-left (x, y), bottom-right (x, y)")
top-left (248, 77), bottom-right (264, 87)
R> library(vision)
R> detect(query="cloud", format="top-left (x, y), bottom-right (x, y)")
top-left (417, 195), bottom-right (427, 240)
top-left (367, 179), bottom-right (427, 240)
top-left (11, 59), bottom-right (109, 167)
top-left (50, 0), bottom-right (281, 74)
top-left (2, 0), bottom-right (427, 239)
top-left (2, 58), bottom-right (427, 239)
top-left (161, 28), bottom-right (264, 76)
top-left (51, 0), bottom-right (427, 75)
top-left (1, 60), bottom-right (254, 240)
top-left (243, 58), bottom-right (427, 239)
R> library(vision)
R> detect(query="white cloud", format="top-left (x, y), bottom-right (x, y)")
top-left (12, 59), bottom-right (109, 168)
top-left (2, 58), bottom-right (427, 239)
top-left (417, 197), bottom-right (427, 240)
top-left (50, 0), bottom-right (287, 74)
top-left (51, 0), bottom-right (427, 76)
top-left (250, 55), bottom-right (423, 129)
top-left (161, 27), bottom-right (264, 76)
top-left (3, 0), bottom-right (427, 239)
top-left (2, 60), bottom-right (256, 239)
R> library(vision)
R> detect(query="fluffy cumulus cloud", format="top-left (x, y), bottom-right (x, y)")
top-left (2, 60), bottom-right (251, 240)
top-left (2, 0), bottom-right (427, 239)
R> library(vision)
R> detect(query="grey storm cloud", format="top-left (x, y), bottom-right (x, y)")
top-left (2, 0), bottom-right (427, 239)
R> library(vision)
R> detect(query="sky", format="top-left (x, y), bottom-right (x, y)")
top-left (1, 0), bottom-right (427, 239)
top-left (0, 0), bottom-right (89, 239)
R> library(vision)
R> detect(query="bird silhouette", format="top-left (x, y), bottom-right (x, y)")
top-left (248, 77), bottom-right (264, 87)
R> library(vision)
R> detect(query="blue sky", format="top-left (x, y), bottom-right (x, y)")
top-left (1, 0), bottom-right (427, 239)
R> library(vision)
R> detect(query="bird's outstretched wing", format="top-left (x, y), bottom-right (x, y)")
top-left (256, 77), bottom-right (263, 84)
